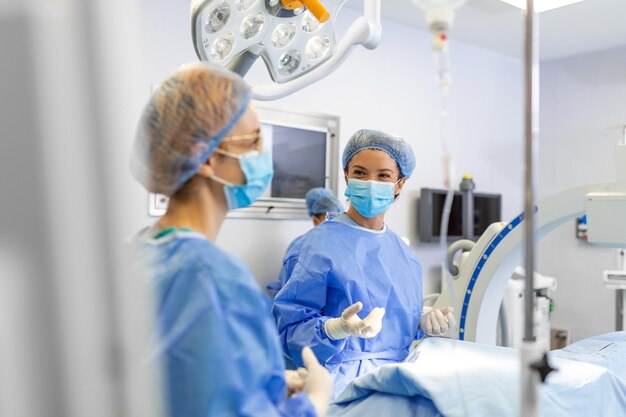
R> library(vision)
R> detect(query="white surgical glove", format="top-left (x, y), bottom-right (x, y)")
top-left (419, 306), bottom-right (456, 336)
top-left (301, 346), bottom-right (333, 417)
top-left (285, 368), bottom-right (308, 397)
top-left (323, 301), bottom-right (385, 340)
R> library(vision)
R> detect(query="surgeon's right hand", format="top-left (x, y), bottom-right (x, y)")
top-left (323, 301), bottom-right (385, 340)
top-left (301, 346), bottom-right (333, 417)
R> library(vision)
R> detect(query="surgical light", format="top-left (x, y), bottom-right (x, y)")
top-left (302, 10), bottom-right (322, 32)
top-left (271, 22), bottom-right (297, 48)
top-left (191, 0), bottom-right (383, 100)
top-left (206, 2), bottom-right (231, 33)
top-left (278, 50), bottom-right (302, 75)
top-left (306, 36), bottom-right (330, 60)
top-left (498, 0), bottom-right (584, 13)
top-left (241, 11), bottom-right (265, 39)
top-left (210, 33), bottom-right (236, 61)
top-left (235, 0), bottom-right (257, 11)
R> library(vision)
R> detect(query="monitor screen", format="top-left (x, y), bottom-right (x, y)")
top-left (419, 188), bottom-right (502, 242)
top-left (261, 123), bottom-right (327, 200)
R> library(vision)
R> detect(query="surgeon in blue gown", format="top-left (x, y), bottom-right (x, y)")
top-left (273, 129), bottom-right (455, 399)
top-left (282, 187), bottom-right (344, 289)
top-left (130, 63), bottom-right (332, 417)
top-left (268, 188), bottom-right (344, 298)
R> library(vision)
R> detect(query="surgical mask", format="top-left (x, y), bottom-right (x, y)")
top-left (210, 149), bottom-right (274, 210)
top-left (344, 178), bottom-right (400, 218)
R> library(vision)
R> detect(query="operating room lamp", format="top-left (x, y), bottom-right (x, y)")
top-left (191, 0), bottom-right (382, 100)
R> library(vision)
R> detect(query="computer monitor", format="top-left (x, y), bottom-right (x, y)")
top-left (418, 188), bottom-right (502, 242)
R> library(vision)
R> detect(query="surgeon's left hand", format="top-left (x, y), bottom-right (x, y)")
top-left (285, 368), bottom-right (308, 397)
top-left (420, 306), bottom-right (456, 336)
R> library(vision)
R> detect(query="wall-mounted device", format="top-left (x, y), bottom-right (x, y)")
top-left (418, 188), bottom-right (501, 242)
top-left (149, 103), bottom-right (340, 220)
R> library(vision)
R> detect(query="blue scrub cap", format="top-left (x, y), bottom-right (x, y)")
top-left (305, 188), bottom-right (344, 217)
top-left (342, 129), bottom-right (416, 178)
top-left (130, 62), bottom-right (252, 197)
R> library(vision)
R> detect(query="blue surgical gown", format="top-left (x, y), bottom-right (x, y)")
top-left (267, 235), bottom-right (304, 297)
top-left (134, 229), bottom-right (316, 417)
top-left (272, 215), bottom-right (424, 399)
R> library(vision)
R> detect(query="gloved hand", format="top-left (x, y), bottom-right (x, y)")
top-left (323, 301), bottom-right (385, 340)
top-left (419, 306), bottom-right (456, 336)
top-left (285, 368), bottom-right (308, 397)
top-left (301, 346), bottom-right (333, 417)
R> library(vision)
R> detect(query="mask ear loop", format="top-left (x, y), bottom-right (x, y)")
top-left (204, 150), bottom-right (238, 187)
top-left (393, 176), bottom-right (404, 200)
top-left (207, 174), bottom-right (234, 187)
top-left (214, 148), bottom-right (242, 160)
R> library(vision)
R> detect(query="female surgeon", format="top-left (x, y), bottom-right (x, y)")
top-left (272, 129), bottom-right (455, 399)
top-left (130, 63), bottom-right (332, 417)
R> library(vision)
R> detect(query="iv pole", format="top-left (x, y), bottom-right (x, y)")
top-left (520, 0), bottom-right (555, 415)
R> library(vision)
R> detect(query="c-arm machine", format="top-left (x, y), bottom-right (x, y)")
top-left (434, 142), bottom-right (626, 344)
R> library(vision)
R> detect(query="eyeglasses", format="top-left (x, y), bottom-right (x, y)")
top-left (222, 130), bottom-right (263, 151)
top-left (223, 130), bottom-right (262, 142)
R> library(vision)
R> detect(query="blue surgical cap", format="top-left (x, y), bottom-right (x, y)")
top-left (130, 62), bottom-right (251, 197)
top-left (342, 129), bottom-right (416, 178)
top-left (305, 188), bottom-right (344, 217)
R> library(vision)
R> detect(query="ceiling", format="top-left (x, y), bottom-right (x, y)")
top-left (347, 0), bottom-right (626, 60)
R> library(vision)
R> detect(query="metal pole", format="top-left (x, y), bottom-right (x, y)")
top-left (523, 0), bottom-right (539, 345)
top-left (520, 0), bottom-right (541, 416)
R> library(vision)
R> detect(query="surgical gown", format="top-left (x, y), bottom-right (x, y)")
top-left (272, 215), bottom-right (423, 399)
top-left (133, 229), bottom-right (316, 417)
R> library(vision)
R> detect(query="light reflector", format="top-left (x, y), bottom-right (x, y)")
top-left (210, 32), bottom-right (236, 61)
top-left (206, 2), bottom-right (231, 33)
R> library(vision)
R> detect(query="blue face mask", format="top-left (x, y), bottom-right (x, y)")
top-left (344, 178), bottom-right (400, 218)
top-left (211, 149), bottom-right (274, 210)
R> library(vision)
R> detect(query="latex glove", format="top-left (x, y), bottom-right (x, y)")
top-left (419, 306), bottom-right (456, 336)
top-left (285, 368), bottom-right (308, 397)
top-left (323, 301), bottom-right (385, 340)
top-left (302, 346), bottom-right (333, 417)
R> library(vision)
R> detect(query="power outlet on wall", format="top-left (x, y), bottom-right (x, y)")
top-left (149, 193), bottom-right (168, 217)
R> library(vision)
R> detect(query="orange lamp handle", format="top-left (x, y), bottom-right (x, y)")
top-left (280, 0), bottom-right (330, 23)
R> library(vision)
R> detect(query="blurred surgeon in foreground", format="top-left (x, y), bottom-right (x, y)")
top-left (129, 62), bottom-right (332, 417)
top-left (273, 130), bottom-right (455, 399)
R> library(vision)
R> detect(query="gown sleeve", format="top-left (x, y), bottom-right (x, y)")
top-left (156, 257), bottom-right (317, 417)
top-left (273, 257), bottom-right (347, 367)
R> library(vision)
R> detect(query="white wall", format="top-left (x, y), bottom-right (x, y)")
top-left (134, 1), bottom-right (524, 295)
top-left (538, 45), bottom-right (626, 342)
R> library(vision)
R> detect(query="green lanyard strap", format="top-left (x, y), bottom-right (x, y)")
top-left (153, 227), bottom-right (193, 239)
